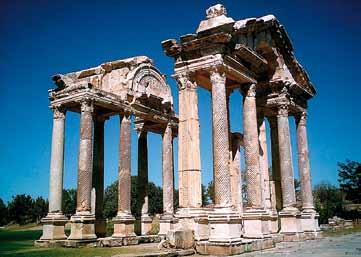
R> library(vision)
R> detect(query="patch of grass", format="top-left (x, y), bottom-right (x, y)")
top-left (322, 223), bottom-right (361, 237)
top-left (0, 229), bottom-right (153, 257)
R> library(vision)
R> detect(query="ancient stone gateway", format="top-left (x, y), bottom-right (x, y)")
top-left (38, 56), bottom-right (177, 245)
top-left (161, 4), bottom-right (320, 255)
top-left (38, 4), bottom-right (320, 256)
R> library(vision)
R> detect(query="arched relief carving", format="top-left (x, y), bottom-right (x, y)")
top-left (131, 65), bottom-right (172, 105)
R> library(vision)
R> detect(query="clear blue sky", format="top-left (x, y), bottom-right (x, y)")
top-left (1, 0), bottom-right (360, 202)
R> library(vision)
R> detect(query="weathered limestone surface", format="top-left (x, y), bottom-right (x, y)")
top-left (258, 118), bottom-right (272, 211)
top-left (269, 117), bottom-right (283, 211)
top-left (243, 84), bottom-right (262, 209)
top-left (277, 105), bottom-right (297, 210)
top-left (113, 115), bottom-right (136, 238)
top-left (48, 106), bottom-right (66, 214)
top-left (76, 100), bottom-right (94, 213)
top-left (296, 112), bottom-right (314, 211)
top-left (162, 124), bottom-right (174, 215)
top-left (230, 133), bottom-right (243, 212)
top-left (175, 74), bottom-right (202, 208)
top-left (210, 70), bottom-right (231, 207)
top-left (40, 106), bottom-right (68, 241)
top-left (68, 100), bottom-right (96, 241)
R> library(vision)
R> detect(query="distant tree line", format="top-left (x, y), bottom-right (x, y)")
top-left (0, 195), bottom-right (47, 226)
top-left (0, 160), bottom-right (359, 226)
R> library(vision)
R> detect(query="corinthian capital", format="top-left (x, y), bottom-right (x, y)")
top-left (209, 68), bottom-right (226, 86)
top-left (277, 104), bottom-right (289, 117)
top-left (296, 111), bottom-right (307, 126)
top-left (244, 83), bottom-right (256, 98)
top-left (52, 106), bottom-right (66, 119)
top-left (174, 73), bottom-right (197, 90)
top-left (80, 99), bottom-right (94, 113)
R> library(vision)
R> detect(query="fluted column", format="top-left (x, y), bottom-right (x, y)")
top-left (118, 115), bottom-right (132, 215)
top-left (76, 100), bottom-right (94, 213)
top-left (92, 115), bottom-right (106, 237)
top-left (269, 117), bottom-right (283, 211)
top-left (48, 106), bottom-right (66, 214)
top-left (210, 70), bottom-right (231, 207)
top-left (296, 111), bottom-right (315, 211)
top-left (243, 84), bottom-right (262, 209)
top-left (162, 124), bottom-right (174, 215)
top-left (258, 117), bottom-right (272, 210)
top-left (277, 105), bottom-right (297, 210)
top-left (175, 73), bottom-right (202, 208)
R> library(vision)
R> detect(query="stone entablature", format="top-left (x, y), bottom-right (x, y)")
top-left (39, 56), bottom-right (178, 244)
top-left (162, 4), bottom-right (320, 255)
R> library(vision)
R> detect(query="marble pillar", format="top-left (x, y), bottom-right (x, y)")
top-left (69, 100), bottom-right (97, 240)
top-left (159, 124), bottom-right (175, 236)
top-left (258, 117), bottom-right (271, 211)
top-left (92, 116), bottom-right (106, 237)
top-left (269, 117), bottom-right (283, 211)
top-left (258, 116), bottom-right (277, 234)
top-left (277, 105), bottom-right (301, 237)
top-left (296, 112), bottom-right (319, 234)
top-left (211, 70), bottom-right (231, 208)
top-left (208, 69), bottom-right (242, 243)
top-left (137, 130), bottom-right (152, 235)
top-left (230, 133), bottom-right (243, 213)
top-left (242, 85), bottom-right (267, 239)
top-left (243, 85), bottom-right (262, 209)
top-left (113, 114), bottom-right (136, 238)
top-left (175, 74), bottom-right (202, 208)
top-left (40, 106), bottom-right (68, 241)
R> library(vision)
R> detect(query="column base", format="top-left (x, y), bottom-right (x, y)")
top-left (39, 213), bottom-right (68, 240)
top-left (243, 209), bottom-right (269, 239)
top-left (174, 208), bottom-right (209, 241)
top-left (112, 213), bottom-right (136, 238)
top-left (300, 209), bottom-right (320, 234)
top-left (159, 214), bottom-right (175, 237)
top-left (94, 218), bottom-right (107, 238)
top-left (68, 212), bottom-right (97, 241)
top-left (140, 214), bottom-right (152, 235)
top-left (269, 210), bottom-right (279, 234)
top-left (279, 207), bottom-right (303, 241)
top-left (208, 207), bottom-right (242, 243)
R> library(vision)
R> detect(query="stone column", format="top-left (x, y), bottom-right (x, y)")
top-left (40, 106), bottom-right (67, 241)
top-left (243, 85), bottom-right (262, 209)
top-left (277, 105), bottom-right (301, 237)
top-left (269, 117), bottom-right (283, 211)
top-left (137, 129), bottom-right (152, 235)
top-left (208, 69), bottom-right (242, 244)
top-left (210, 70), bottom-right (231, 207)
top-left (230, 133), bottom-right (243, 213)
top-left (92, 116), bottom-right (106, 237)
top-left (242, 84), bottom-right (267, 239)
top-left (162, 124), bottom-right (174, 215)
top-left (175, 73), bottom-right (202, 208)
top-left (277, 105), bottom-right (297, 210)
top-left (258, 117), bottom-right (272, 211)
top-left (69, 100), bottom-right (96, 240)
top-left (295, 112), bottom-right (314, 211)
top-left (296, 111), bottom-right (319, 235)
top-left (159, 124), bottom-right (175, 236)
top-left (113, 114), bottom-right (136, 238)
